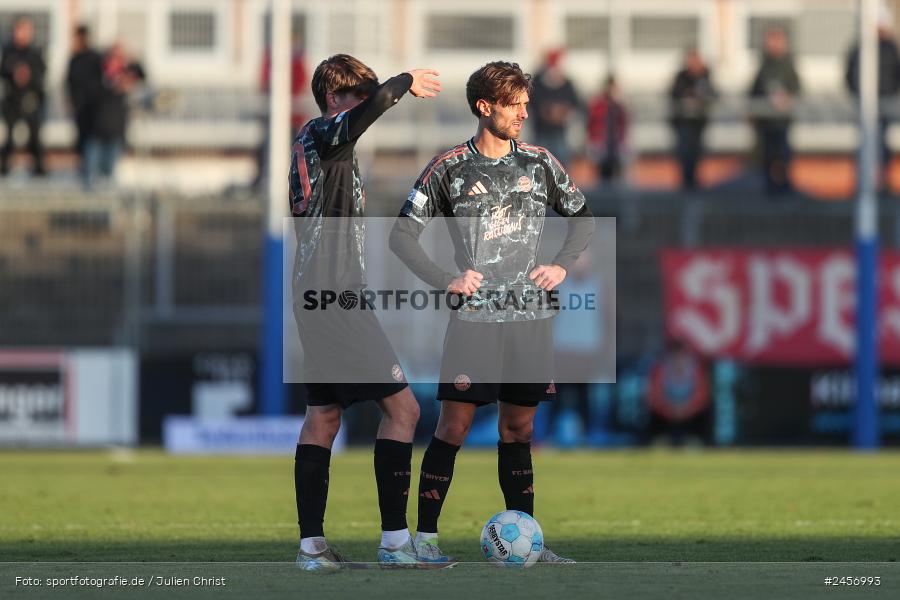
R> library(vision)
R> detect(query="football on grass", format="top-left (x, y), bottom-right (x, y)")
top-left (480, 510), bottom-right (543, 567)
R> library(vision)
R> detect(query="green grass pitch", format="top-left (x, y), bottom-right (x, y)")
top-left (2, 449), bottom-right (899, 598)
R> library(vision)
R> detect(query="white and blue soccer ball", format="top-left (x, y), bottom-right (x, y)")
top-left (480, 510), bottom-right (543, 567)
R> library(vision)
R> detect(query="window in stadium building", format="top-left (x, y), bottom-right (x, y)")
top-left (262, 12), bottom-right (306, 46)
top-left (631, 16), bottom-right (699, 52)
top-left (0, 11), bottom-right (50, 48)
top-left (796, 9), bottom-right (854, 57)
top-left (565, 15), bottom-right (610, 51)
top-left (426, 14), bottom-right (514, 51)
top-left (170, 10), bottom-right (216, 52)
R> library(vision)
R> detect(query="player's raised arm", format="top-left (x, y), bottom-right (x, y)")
top-left (407, 68), bottom-right (441, 98)
top-left (342, 68), bottom-right (441, 142)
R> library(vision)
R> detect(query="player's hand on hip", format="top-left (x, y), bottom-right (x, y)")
top-left (407, 69), bottom-right (441, 98)
top-left (529, 265), bottom-right (566, 291)
top-left (447, 269), bottom-right (483, 296)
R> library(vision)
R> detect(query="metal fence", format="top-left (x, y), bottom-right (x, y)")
top-left (0, 190), bottom-right (262, 355)
top-left (0, 190), bottom-right (135, 346)
top-left (2, 187), bottom-right (897, 361)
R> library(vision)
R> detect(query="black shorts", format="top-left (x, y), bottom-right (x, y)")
top-left (295, 294), bottom-right (408, 408)
top-left (437, 316), bottom-right (556, 406)
top-left (305, 381), bottom-right (408, 409)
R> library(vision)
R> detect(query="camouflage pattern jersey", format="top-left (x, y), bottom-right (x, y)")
top-left (391, 138), bottom-right (595, 322)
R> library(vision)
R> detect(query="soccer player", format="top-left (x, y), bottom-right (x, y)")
top-left (290, 55), bottom-right (445, 570)
top-left (390, 61), bottom-right (594, 563)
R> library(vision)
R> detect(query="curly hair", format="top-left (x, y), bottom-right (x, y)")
top-left (311, 54), bottom-right (379, 113)
top-left (465, 61), bottom-right (532, 117)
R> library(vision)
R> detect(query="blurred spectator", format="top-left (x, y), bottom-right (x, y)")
top-left (845, 8), bottom-right (900, 190)
top-left (1, 16), bottom-right (46, 176)
top-left (260, 33), bottom-right (308, 132)
top-left (749, 27), bottom-right (801, 195)
top-left (83, 42), bottom-right (145, 189)
top-left (66, 25), bottom-right (103, 180)
top-left (529, 48), bottom-right (579, 166)
top-left (646, 339), bottom-right (712, 447)
top-left (254, 33), bottom-right (307, 189)
top-left (587, 75), bottom-right (628, 185)
top-left (670, 47), bottom-right (717, 190)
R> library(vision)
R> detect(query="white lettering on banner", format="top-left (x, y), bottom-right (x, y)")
top-left (818, 254), bottom-right (854, 356)
top-left (0, 384), bottom-right (63, 425)
top-left (810, 372), bottom-right (847, 408)
top-left (193, 353), bottom-right (253, 380)
top-left (663, 249), bottom-right (900, 363)
top-left (192, 381), bottom-right (253, 420)
top-left (811, 371), bottom-right (900, 409)
top-left (745, 256), bottom-right (812, 355)
top-left (673, 257), bottom-right (740, 354)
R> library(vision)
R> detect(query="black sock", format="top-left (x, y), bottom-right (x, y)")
top-left (498, 441), bottom-right (534, 516)
top-left (416, 436), bottom-right (460, 534)
top-left (295, 443), bottom-right (331, 539)
top-left (374, 438), bottom-right (413, 532)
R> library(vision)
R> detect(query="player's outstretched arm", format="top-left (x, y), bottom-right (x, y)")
top-left (343, 69), bottom-right (441, 141)
top-left (341, 72), bottom-right (412, 141)
top-left (407, 69), bottom-right (441, 98)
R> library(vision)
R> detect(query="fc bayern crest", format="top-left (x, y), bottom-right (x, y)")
top-left (517, 176), bottom-right (533, 192)
top-left (391, 364), bottom-right (404, 382)
top-left (454, 374), bottom-right (471, 391)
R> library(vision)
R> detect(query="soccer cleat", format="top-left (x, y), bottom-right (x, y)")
top-left (377, 537), bottom-right (420, 568)
top-left (414, 537), bottom-right (458, 568)
top-left (295, 547), bottom-right (347, 571)
top-left (538, 545), bottom-right (576, 563)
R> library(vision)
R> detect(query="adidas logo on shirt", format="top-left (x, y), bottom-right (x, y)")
top-left (467, 181), bottom-right (488, 196)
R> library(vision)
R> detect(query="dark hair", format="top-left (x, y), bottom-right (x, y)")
top-left (13, 15), bottom-right (32, 30)
top-left (75, 24), bottom-right (90, 38)
top-left (465, 61), bottom-right (532, 117)
top-left (311, 54), bottom-right (378, 113)
top-left (126, 61), bottom-right (146, 81)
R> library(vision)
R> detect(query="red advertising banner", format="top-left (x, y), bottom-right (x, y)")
top-left (661, 249), bottom-right (900, 366)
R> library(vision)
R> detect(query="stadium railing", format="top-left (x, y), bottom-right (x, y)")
top-left (18, 87), bottom-right (900, 159)
top-left (3, 187), bottom-right (899, 360)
